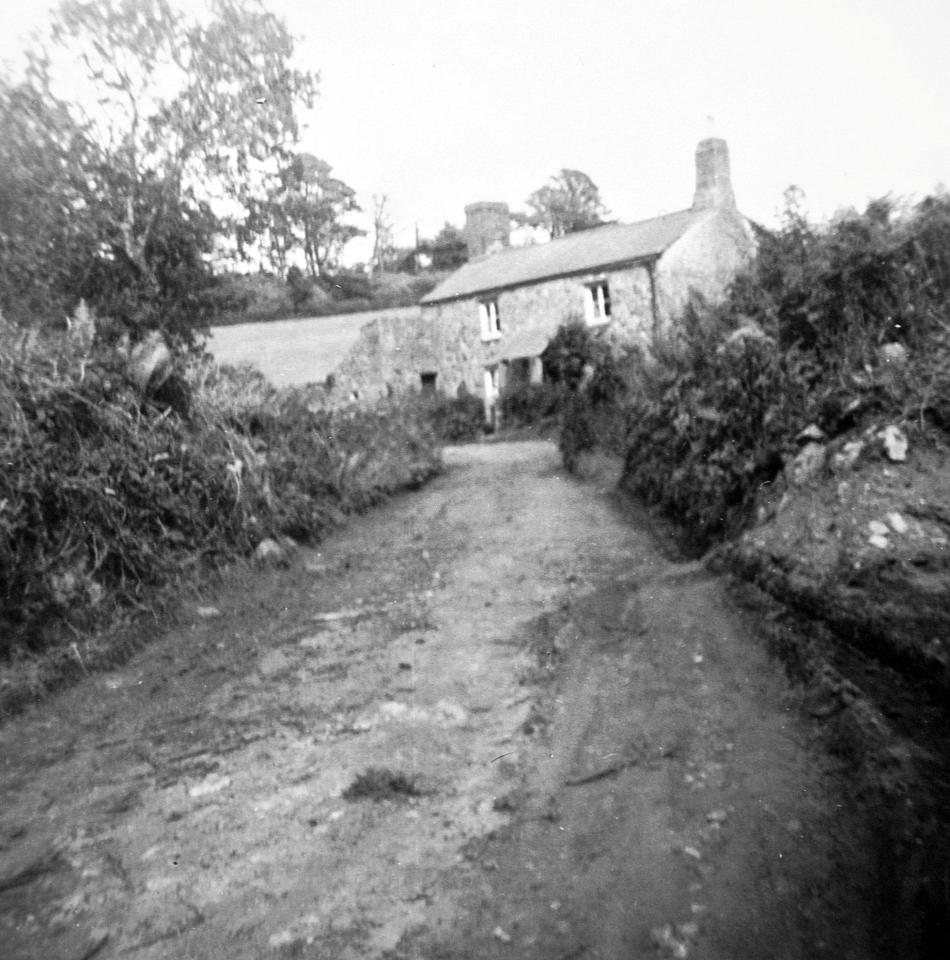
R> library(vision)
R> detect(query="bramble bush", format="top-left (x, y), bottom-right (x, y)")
top-left (0, 314), bottom-right (440, 672)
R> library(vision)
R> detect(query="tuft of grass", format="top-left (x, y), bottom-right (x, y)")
top-left (342, 767), bottom-right (423, 802)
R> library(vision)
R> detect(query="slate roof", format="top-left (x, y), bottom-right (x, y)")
top-left (421, 207), bottom-right (709, 304)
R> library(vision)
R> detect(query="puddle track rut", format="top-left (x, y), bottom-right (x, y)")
top-left (0, 441), bottom-right (877, 959)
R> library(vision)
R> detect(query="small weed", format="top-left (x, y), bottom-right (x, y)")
top-left (342, 767), bottom-right (423, 802)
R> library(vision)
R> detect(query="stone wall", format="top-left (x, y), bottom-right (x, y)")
top-left (653, 207), bottom-right (755, 329)
top-left (329, 311), bottom-right (440, 403)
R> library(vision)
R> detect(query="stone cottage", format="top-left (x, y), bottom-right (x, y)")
top-left (329, 137), bottom-right (755, 416)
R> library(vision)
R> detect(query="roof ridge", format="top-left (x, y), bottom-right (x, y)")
top-left (422, 207), bottom-right (714, 305)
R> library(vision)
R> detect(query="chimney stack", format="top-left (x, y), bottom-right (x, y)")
top-left (692, 138), bottom-right (735, 211)
top-left (464, 202), bottom-right (510, 258)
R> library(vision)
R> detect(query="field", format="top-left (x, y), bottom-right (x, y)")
top-left (205, 306), bottom-right (421, 388)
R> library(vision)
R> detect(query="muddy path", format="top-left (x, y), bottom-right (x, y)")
top-left (0, 441), bottom-right (878, 959)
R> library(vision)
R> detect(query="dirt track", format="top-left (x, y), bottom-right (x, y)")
top-left (0, 441), bottom-right (877, 959)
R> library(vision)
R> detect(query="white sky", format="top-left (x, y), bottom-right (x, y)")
top-left (3, 0), bottom-right (950, 263)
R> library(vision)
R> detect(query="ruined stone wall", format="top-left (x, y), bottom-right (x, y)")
top-left (328, 304), bottom-right (478, 404)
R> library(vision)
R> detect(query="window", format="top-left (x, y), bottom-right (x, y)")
top-left (420, 371), bottom-right (437, 396)
top-left (584, 281), bottom-right (611, 324)
top-left (479, 299), bottom-right (501, 340)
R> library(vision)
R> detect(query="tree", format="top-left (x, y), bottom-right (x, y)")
top-left (0, 0), bottom-right (318, 340)
top-left (524, 169), bottom-right (607, 239)
top-left (285, 154), bottom-right (363, 277)
top-left (370, 194), bottom-right (395, 274)
top-left (427, 222), bottom-right (468, 270)
top-left (372, 193), bottom-right (396, 273)
top-left (247, 153), bottom-right (363, 278)
top-left (542, 319), bottom-right (600, 391)
top-left (0, 69), bottom-right (100, 322)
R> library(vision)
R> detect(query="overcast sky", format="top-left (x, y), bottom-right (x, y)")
top-left (4, 0), bottom-right (950, 262)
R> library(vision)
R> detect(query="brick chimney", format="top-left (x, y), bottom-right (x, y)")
top-left (464, 202), bottom-right (510, 258)
top-left (692, 138), bottom-right (736, 210)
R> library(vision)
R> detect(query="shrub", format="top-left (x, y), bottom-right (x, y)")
top-left (425, 392), bottom-right (485, 443)
top-left (500, 381), bottom-right (563, 427)
top-left (542, 318), bottom-right (598, 390)
top-left (547, 318), bottom-right (632, 468)
top-left (620, 313), bottom-right (817, 547)
top-left (286, 265), bottom-right (315, 310)
top-left (0, 316), bottom-right (440, 667)
top-left (605, 190), bottom-right (950, 549)
top-left (323, 269), bottom-right (373, 301)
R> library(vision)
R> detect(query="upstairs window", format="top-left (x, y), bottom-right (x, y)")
top-left (584, 281), bottom-right (611, 324)
top-left (479, 299), bottom-right (501, 340)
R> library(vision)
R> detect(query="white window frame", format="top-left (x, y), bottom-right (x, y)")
top-left (479, 298), bottom-right (501, 341)
top-left (584, 280), bottom-right (611, 325)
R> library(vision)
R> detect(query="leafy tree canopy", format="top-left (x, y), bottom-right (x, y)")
top-left (245, 152), bottom-right (363, 278)
top-left (282, 154), bottom-right (363, 278)
top-left (423, 222), bottom-right (468, 270)
top-left (0, 0), bottom-right (318, 344)
top-left (523, 169), bottom-right (608, 239)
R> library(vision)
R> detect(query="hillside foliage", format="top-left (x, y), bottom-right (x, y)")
top-left (559, 191), bottom-right (950, 547)
top-left (0, 0), bottom-right (317, 342)
top-left (0, 313), bottom-right (440, 676)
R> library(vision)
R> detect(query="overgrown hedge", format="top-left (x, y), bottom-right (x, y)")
top-left (209, 270), bottom-right (447, 325)
top-left (559, 191), bottom-right (950, 548)
top-left (0, 319), bottom-right (441, 664)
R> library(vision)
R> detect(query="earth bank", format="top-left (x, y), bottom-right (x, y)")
top-left (711, 420), bottom-right (950, 957)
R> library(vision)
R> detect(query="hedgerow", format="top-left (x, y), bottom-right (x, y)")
top-left (559, 190), bottom-right (950, 548)
top-left (0, 315), bottom-right (440, 670)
